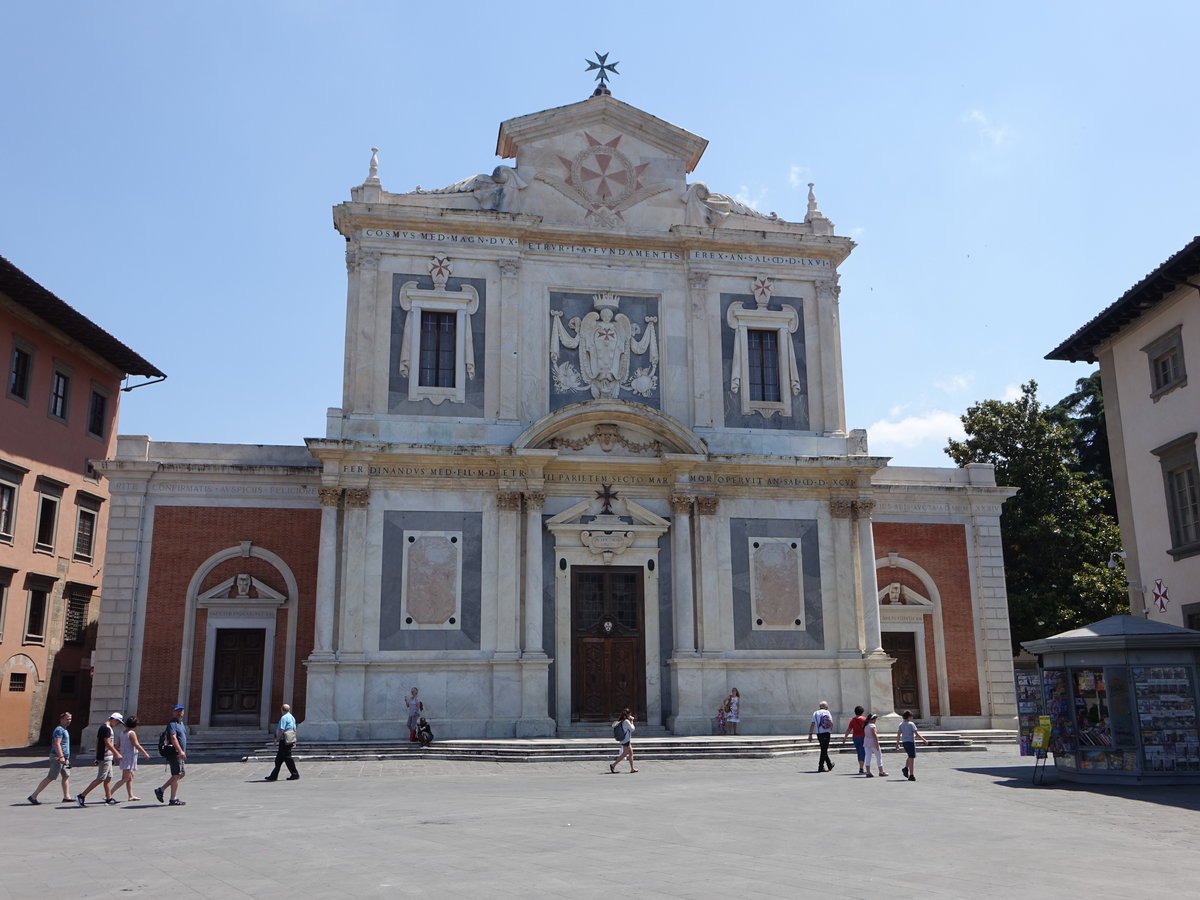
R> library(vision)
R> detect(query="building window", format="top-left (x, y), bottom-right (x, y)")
top-left (1152, 433), bottom-right (1200, 559)
top-left (1143, 325), bottom-right (1187, 400)
top-left (726, 285), bottom-right (805, 421)
top-left (746, 329), bottom-right (782, 403)
top-left (418, 312), bottom-right (457, 388)
top-left (49, 368), bottom-right (71, 421)
top-left (8, 672), bottom-right (27, 692)
top-left (87, 389), bottom-right (108, 439)
top-left (63, 591), bottom-right (89, 645)
top-left (8, 340), bottom-right (34, 403)
top-left (0, 480), bottom-right (15, 544)
top-left (24, 587), bottom-right (48, 644)
top-left (59, 672), bottom-right (77, 696)
top-left (0, 577), bottom-right (9, 642)
top-left (73, 495), bottom-right (101, 562)
top-left (35, 493), bottom-right (59, 553)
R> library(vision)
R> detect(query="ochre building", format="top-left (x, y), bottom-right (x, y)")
top-left (89, 90), bottom-right (1017, 740)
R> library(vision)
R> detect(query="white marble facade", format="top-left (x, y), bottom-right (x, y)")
top-left (88, 92), bottom-right (1017, 740)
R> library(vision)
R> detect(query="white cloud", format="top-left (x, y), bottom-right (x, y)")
top-left (734, 185), bottom-right (767, 210)
top-left (934, 372), bottom-right (974, 394)
top-left (1000, 383), bottom-right (1023, 401)
top-left (963, 109), bottom-right (1009, 146)
top-left (787, 164), bottom-right (810, 189)
top-left (867, 410), bottom-right (965, 452)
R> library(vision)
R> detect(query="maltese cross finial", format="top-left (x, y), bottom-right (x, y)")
top-left (585, 51), bottom-right (619, 96)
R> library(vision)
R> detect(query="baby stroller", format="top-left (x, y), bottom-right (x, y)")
top-left (416, 717), bottom-right (434, 747)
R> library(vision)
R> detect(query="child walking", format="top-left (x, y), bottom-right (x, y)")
top-left (896, 710), bottom-right (930, 781)
top-left (863, 713), bottom-right (887, 777)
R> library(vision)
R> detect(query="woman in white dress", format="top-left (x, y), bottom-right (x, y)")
top-left (725, 688), bottom-right (741, 735)
top-left (863, 713), bottom-right (888, 777)
top-left (112, 716), bottom-right (151, 801)
top-left (609, 708), bottom-right (637, 774)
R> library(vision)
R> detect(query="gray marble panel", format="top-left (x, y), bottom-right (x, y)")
top-left (547, 291), bottom-right (661, 412)
top-left (380, 510), bottom-right (481, 650)
top-left (729, 517), bottom-right (822, 650)
top-left (389, 273), bottom-right (487, 417)
top-left (720, 293), bottom-right (809, 430)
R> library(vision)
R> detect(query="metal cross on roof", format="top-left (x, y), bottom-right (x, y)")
top-left (585, 52), bottom-right (619, 90)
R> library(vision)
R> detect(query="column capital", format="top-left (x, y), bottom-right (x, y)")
top-left (852, 498), bottom-right (876, 519)
top-left (830, 497), bottom-right (854, 518)
top-left (687, 271), bottom-right (710, 291)
top-left (815, 277), bottom-right (840, 301)
top-left (496, 490), bottom-right (523, 511)
top-left (695, 495), bottom-right (719, 516)
top-left (318, 487), bottom-right (343, 508)
top-left (669, 493), bottom-right (694, 515)
top-left (499, 258), bottom-right (521, 278)
top-left (344, 487), bottom-right (371, 509)
top-left (523, 490), bottom-right (545, 510)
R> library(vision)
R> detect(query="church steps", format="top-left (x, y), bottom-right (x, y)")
top-left (209, 730), bottom-right (1016, 763)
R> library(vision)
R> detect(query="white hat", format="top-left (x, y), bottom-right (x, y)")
top-left (109, 712), bottom-right (124, 722)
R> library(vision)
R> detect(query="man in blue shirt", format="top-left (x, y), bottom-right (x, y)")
top-left (28, 712), bottom-right (73, 805)
top-left (264, 703), bottom-right (299, 781)
top-left (154, 703), bottom-right (188, 806)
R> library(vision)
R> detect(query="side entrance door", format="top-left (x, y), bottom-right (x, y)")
top-left (211, 628), bottom-right (265, 726)
top-left (882, 631), bottom-right (922, 717)
top-left (571, 566), bottom-right (645, 722)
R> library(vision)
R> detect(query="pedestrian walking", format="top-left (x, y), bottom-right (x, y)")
top-left (609, 708), bottom-right (637, 773)
top-left (28, 712), bottom-right (73, 805)
top-left (863, 713), bottom-right (887, 777)
top-left (264, 703), bottom-right (299, 781)
top-left (77, 713), bottom-right (124, 806)
top-left (842, 705), bottom-right (868, 773)
top-left (154, 703), bottom-right (188, 806)
top-left (808, 701), bottom-right (836, 772)
top-left (112, 715), bottom-right (151, 800)
top-left (405, 687), bottom-right (423, 743)
top-left (896, 710), bottom-right (929, 781)
top-left (724, 688), bottom-right (741, 735)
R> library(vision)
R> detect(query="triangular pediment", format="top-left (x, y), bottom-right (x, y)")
top-left (496, 94), bottom-right (707, 173)
top-left (546, 495), bottom-right (670, 528)
top-left (198, 574), bottom-right (287, 606)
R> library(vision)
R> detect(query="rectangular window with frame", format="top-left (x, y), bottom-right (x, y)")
top-left (0, 577), bottom-right (9, 642)
top-left (63, 591), bottom-right (89, 645)
top-left (33, 479), bottom-right (64, 554)
top-left (8, 340), bottom-right (34, 402)
top-left (8, 672), bottom-right (27, 692)
top-left (747, 329), bottom-right (782, 403)
top-left (1142, 325), bottom-right (1187, 400)
top-left (24, 587), bottom-right (48, 644)
top-left (87, 389), bottom-right (108, 439)
top-left (418, 312), bottom-right (457, 388)
top-left (1153, 433), bottom-right (1200, 559)
top-left (49, 368), bottom-right (70, 421)
top-left (0, 480), bottom-right (15, 544)
top-left (73, 493), bottom-right (101, 563)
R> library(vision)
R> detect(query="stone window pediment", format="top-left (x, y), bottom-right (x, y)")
top-left (197, 574), bottom-right (287, 609)
top-left (397, 256), bottom-right (479, 405)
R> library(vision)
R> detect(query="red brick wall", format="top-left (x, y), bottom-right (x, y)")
top-left (139, 506), bottom-right (320, 725)
top-left (874, 522), bottom-right (980, 717)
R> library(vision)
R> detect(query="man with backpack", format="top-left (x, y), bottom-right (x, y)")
top-left (154, 703), bottom-right (188, 806)
top-left (807, 700), bottom-right (836, 772)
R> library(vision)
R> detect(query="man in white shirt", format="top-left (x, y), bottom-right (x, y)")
top-left (807, 701), bottom-right (836, 772)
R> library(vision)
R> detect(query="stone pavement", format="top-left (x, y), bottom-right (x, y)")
top-left (2, 744), bottom-right (1197, 899)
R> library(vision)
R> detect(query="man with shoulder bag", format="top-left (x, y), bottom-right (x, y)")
top-left (264, 703), bottom-right (299, 782)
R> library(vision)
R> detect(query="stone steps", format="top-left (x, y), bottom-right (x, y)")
top-left (216, 730), bottom-right (1016, 764)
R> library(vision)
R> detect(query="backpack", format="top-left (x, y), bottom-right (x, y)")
top-left (613, 721), bottom-right (625, 742)
top-left (158, 727), bottom-right (176, 757)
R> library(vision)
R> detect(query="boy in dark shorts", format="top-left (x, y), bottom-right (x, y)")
top-left (895, 709), bottom-right (930, 781)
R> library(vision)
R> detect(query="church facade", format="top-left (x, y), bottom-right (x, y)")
top-left (88, 91), bottom-right (1016, 740)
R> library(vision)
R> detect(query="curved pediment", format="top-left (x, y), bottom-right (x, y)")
top-left (514, 400), bottom-right (707, 456)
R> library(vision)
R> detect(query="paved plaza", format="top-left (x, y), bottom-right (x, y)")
top-left (2, 744), bottom-right (1197, 899)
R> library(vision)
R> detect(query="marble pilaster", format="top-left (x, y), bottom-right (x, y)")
top-left (828, 496), bottom-right (856, 651)
top-left (313, 487), bottom-right (342, 656)
top-left (670, 493), bottom-right (696, 655)
top-left (347, 249), bottom-right (381, 414)
top-left (854, 498), bottom-right (884, 656)
top-left (522, 490), bottom-right (546, 656)
top-left (339, 487), bottom-right (371, 670)
top-left (694, 495), bottom-right (721, 652)
top-left (494, 491), bottom-right (522, 658)
top-left (815, 278), bottom-right (846, 433)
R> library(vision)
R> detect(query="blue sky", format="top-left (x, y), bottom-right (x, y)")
top-left (3, 2), bottom-right (1197, 467)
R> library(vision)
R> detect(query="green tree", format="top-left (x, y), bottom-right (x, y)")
top-left (946, 381), bottom-right (1127, 650)
top-left (1050, 369), bottom-right (1115, 516)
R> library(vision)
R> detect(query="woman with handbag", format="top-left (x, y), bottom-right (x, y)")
top-left (405, 687), bottom-right (423, 743)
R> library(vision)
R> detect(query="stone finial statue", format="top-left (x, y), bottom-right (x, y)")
top-left (365, 148), bottom-right (381, 185)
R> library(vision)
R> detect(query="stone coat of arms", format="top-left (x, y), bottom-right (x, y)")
top-left (550, 293), bottom-right (658, 400)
